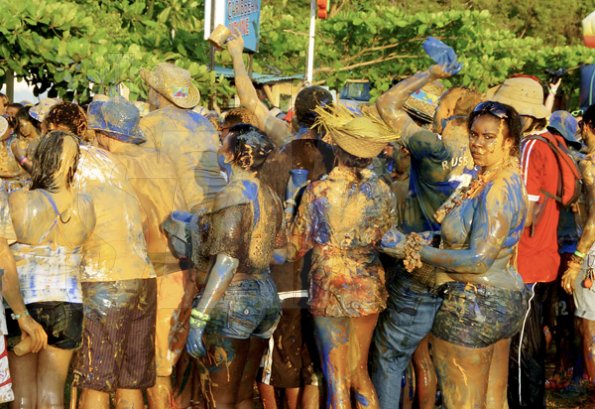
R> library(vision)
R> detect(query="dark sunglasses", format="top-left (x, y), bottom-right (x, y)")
top-left (472, 101), bottom-right (509, 119)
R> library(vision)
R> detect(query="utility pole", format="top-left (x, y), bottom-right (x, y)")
top-left (305, 0), bottom-right (316, 85)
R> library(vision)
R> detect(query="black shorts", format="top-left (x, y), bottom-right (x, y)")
top-left (432, 282), bottom-right (528, 348)
top-left (6, 301), bottom-right (83, 350)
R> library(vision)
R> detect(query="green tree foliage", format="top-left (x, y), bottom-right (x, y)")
top-left (0, 0), bottom-right (591, 105)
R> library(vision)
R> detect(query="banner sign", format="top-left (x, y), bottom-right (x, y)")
top-left (204, 0), bottom-right (261, 53)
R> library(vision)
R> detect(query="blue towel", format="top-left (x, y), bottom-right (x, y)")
top-left (423, 37), bottom-right (462, 75)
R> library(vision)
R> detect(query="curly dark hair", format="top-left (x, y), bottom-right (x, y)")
top-left (225, 124), bottom-right (274, 172)
top-left (467, 101), bottom-right (523, 157)
top-left (43, 102), bottom-right (87, 137)
top-left (584, 104), bottom-right (595, 130)
top-left (31, 130), bottom-right (81, 192)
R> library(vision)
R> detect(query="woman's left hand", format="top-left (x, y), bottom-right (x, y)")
top-left (186, 322), bottom-right (207, 358)
top-left (561, 263), bottom-right (581, 294)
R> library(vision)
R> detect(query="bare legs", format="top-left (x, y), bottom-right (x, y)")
top-left (412, 336), bottom-right (437, 409)
top-left (431, 335), bottom-right (512, 409)
top-left (313, 314), bottom-right (379, 409)
top-left (198, 335), bottom-right (268, 409)
top-left (9, 346), bottom-right (73, 409)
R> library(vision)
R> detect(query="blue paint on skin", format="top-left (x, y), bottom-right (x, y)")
top-left (217, 153), bottom-right (233, 180)
top-left (354, 392), bottom-right (369, 407)
top-left (241, 180), bottom-right (260, 226)
top-left (360, 182), bottom-right (373, 199)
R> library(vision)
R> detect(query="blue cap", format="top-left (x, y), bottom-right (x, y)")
top-left (87, 96), bottom-right (145, 144)
top-left (548, 110), bottom-right (580, 148)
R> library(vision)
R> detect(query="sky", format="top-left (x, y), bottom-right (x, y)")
top-left (1, 79), bottom-right (47, 104)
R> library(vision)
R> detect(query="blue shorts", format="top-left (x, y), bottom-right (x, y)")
top-left (206, 275), bottom-right (281, 340)
top-left (432, 282), bottom-right (528, 348)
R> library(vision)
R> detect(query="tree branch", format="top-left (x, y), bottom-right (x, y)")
top-left (315, 53), bottom-right (417, 74)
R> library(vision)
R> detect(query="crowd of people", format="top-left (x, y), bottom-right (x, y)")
top-left (0, 30), bottom-right (593, 409)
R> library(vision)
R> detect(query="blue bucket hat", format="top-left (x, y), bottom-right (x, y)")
top-left (87, 96), bottom-right (145, 144)
top-left (548, 110), bottom-right (580, 149)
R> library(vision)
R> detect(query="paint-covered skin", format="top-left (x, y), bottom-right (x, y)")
top-left (140, 106), bottom-right (226, 214)
top-left (420, 114), bottom-right (528, 290)
top-left (289, 166), bottom-right (395, 317)
top-left (74, 145), bottom-right (155, 282)
top-left (0, 139), bottom-right (25, 179)
top-left (425, 167), bottom-right (527, 290)
top-left (198, 170), bottom-right (285, 276)
top-left (107, 143), bottom-right (187, 277)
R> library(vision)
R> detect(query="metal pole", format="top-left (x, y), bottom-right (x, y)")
top-left (6, 71), bottom-right (14, 102)
top-left (305, 0), bottom-right (316, 85)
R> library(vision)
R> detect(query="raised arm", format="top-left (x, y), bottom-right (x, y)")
top-left (226, 30), bottom-right (291, 146)
top-left (419, 178), bottom-right (518, 274)
top-left (376, 65), bottom-right (451, 141)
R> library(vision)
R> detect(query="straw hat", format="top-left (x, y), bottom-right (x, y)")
top-left (140, 63), bottom-right (200, 109)
top-left (403, 81), bottom-right (445, 123)
top-left (486, 77), bottom-right (548, 119)
top-left (29, 98), bottom-right (61, 122)
top-left (87, 96), bottom-right (146, 144)
top-left (314, 104), bottom-right (398, 158)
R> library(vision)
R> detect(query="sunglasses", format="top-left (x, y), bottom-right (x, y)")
top-left (472, 101), bottom-right (509, 119)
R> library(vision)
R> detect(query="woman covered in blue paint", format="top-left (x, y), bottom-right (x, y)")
top-left (186, 124), bottom-right (285, 408)
top-left (383, 101), bottom-right (528, 409)
top-left (285, 104), bottom-right (397, 409)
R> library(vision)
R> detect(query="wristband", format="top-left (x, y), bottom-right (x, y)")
top-left (11, 310), bottom-right (29, 320)
top-left (574, 250), bottom-right (586, 259)
top-left (190, 309), bottom-right (210, 322)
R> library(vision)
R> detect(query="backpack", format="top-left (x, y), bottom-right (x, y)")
top-left (525, 133), bottom-right (582, 206)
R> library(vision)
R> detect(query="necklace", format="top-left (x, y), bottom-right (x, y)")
top-left (434, 158), bottom-right (519, 223)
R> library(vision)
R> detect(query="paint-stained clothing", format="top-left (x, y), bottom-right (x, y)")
top-left (401, 129), bottom-right (456, 233)
top-left (518, 132), bottom-right (564, 283)
top-left (74, 145), bottom-right (154, 282)
top-left (0, 192), bottom-right (15, 336)
top-left (140, 106), bottom-right (226, 214)
top-left (108, 143), bottom-right (187, 277)
top-left (289, 167), bottom-right (395, 317)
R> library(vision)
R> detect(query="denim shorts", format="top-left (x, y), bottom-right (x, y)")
top-left (431, 282), bottom-right (528, 348)
top-left (206, 275), bottom-right (281, 340)
top-left (6, 302), bottom-right (83, 350)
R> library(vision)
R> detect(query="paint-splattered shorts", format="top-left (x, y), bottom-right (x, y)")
top-left (206, 275), bottom-right (281, 340)
top-left (6, 302), bottom-right (83, 350)
top-left (74, 278), bottom-right (157, 392)
top-left (432, 282), bottom-right (527, 348)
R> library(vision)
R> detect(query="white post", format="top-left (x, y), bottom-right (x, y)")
top-left (305, 0), bottom-right (316, 85)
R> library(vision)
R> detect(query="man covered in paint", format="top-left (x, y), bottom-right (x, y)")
top-left (369, 64), bottom-right (481, 408)
top-left (140, 62), bottom-right (226, 215)
top-left (41, 102), bottom-right (157, 409)
top-left (186, 124), bottom-right (284, 408)
top-left (87, 97), bottom-right (193, 409)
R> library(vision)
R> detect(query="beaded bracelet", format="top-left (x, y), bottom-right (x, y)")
top-left (190, 309), bottom-right (210, 322)
top-left (10, 310), bottom-right (29, 320)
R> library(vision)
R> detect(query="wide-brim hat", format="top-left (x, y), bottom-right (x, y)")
top-left (548, 110), bottom-right (581, 149)
top-left (29, 98), bottom-right (61, 122)
top-left (486, 77), bottom-right (548, 119)
top-left (314, 104), bottom-right (398, 159)
top-left (87, 96), bottom-right (146, 144)
top-left (403, 81), bottom-right (445, 124)
top-left (140, 63), bottom-right (200, 109)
